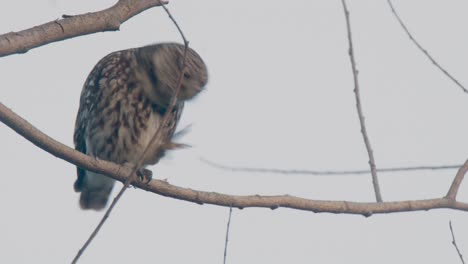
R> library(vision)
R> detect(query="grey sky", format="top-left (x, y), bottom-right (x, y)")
top-left (0, 1), bottom-right (467, 263)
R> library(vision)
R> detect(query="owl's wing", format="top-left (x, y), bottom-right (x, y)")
top-left (73, 60), bottom-right (104, 192)
top-left (150, 101), bottom-right (186, 158)
top-left (167, 102), bottom-right (184, 139)
top-left (73, 99), bottom-right (89, 192)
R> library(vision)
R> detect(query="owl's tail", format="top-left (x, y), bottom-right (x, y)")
top-left (79, 189), bottom-right (113, 210)
top-left (74, 171), bottom-right (115, 210)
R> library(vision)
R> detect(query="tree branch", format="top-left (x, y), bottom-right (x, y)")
top-left (341, 0), bottom-right (383, 202)
top-left (2, 102), bottom-right (468, 216)
top-left (0, 0), bottom-right (168, 57)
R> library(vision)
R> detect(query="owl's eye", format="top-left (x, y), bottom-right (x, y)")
top-left (183, 72), bottom-right (191, 79)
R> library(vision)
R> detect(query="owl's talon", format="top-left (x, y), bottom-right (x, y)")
top-left (137, 168), bottom-right (153, 184)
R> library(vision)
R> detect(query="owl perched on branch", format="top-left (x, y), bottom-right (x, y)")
top-left (73, 43), bottom-right (208, 210)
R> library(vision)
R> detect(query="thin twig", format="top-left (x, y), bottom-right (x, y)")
top-left (201, 157), bottom-right (462, 176)
top-left (341, 0), bottom-right (382, 202)
top-left (449, 221), bottom-right (466, 264)
top-left (223, 207), bottom-right (233, 264)
top-left (445, 159), bottom-right (468, 200)
top-left (387, 0), bottom-right (468, 95)
top-left (158, 0), bottom-right (188, 43)
top-left (71, 2), bottom-right (189, 263)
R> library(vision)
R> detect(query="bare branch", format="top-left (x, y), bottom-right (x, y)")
top-left (72, 1), bottom-right (188, 262)
top-left (2, 102), bottom-right (468, 215)
top-left (446, 159), bottom-right (468, 200)
top-left (387, 0), bottom-right (468, 95)
top-left (341, 0), bottom-right (382, 202)
top-left (449, 221), bottom-right (466, 264)
top-left (223, 207), bottom-right (233, 264)
top-left (201, 157), bottom-right (462, 176)
top-left (0, 0), bottom-right (168, 57)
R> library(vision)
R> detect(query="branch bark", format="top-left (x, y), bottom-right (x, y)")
top-left (0, 0), bottom-right (168, 57)
top-left (1, 102), bottom-right (468, 216)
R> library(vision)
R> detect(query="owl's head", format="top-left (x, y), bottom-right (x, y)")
top-left (135, 43), bottom-right (208, 106)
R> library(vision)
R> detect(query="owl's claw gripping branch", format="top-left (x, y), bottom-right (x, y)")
top-left (137, 168), bottom-right (153, 184)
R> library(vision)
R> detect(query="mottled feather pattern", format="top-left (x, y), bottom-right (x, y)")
top-left (73, 43), bottom-right (207, 210)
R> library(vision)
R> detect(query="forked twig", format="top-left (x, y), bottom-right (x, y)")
top-left (449, 221), bottom-right (466, 264)
top-left (71, 2), bottom-right (189, 263)
top-left (341, 0), bottom-right (382, 202)
top-left (387, 0), bottom-right (468, 94)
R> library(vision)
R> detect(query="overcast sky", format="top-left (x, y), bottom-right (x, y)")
top-left (1, 1), bottom-right (467, 263)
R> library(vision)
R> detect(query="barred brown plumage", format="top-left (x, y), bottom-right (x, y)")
top-left (73, 43), bottom-right (208, 210)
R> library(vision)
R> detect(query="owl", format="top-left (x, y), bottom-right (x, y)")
top-left (73, 43), bottom-right (208, 210)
